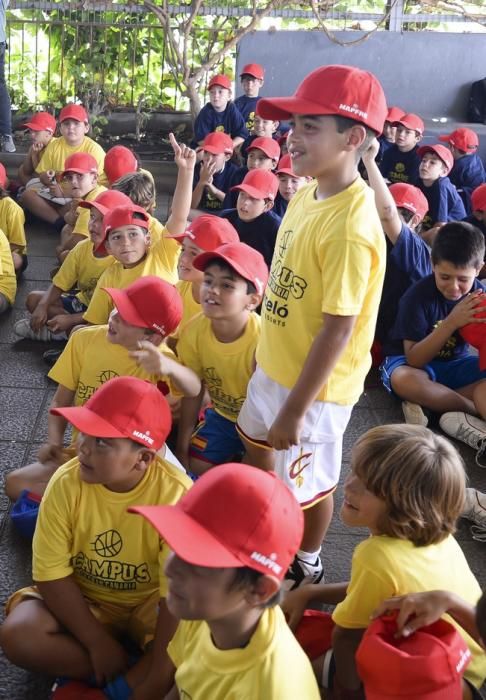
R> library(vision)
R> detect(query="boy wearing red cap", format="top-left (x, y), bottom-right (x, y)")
top-left (18, 111), bottom-right (57, 186)
top-left (103, 145), bottom-right (138, 186)
top-left (7, 277), bottom-right (200, 502)
top-left (20, 103), bottom-right (106, 230)
top-left (376, 106), bottom-right (404, 162)
top-left (220, 169), bottom-right (281, 268)
top-left (440, 127), bottom-right (486, 214)
top-left (190, 131), bottom-right (238, 216)
top-left (236, 64), bottom-right (387, 590)
top-left (192, 74), bottom-right (248, 150)
top-left (176, 242), bottom-right (268, 475)
top-left (273, 153), bottom-right (310, 218)
top-left (417, 144), bottom-right (466, 240)
top-left (465, 183), bottom-right (486, 241)
top-left (0, 376), bottom-right (192, 700)
top-left (0, 162), bottom-right (27, 274)
top-left (224, 135), bottom-right (281, 209)
top-left (129, 463), bottom-right (320, 699)
top-left (234, 62), bottom-right (265, 131)
top-left (379, 112), bottom-right (424, 184)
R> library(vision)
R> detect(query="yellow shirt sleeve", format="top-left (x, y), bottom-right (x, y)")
top-left (0, 197), bottom-right (26, 253)
top-left (0, 228), bottom-right (17, 304)
top-left (48, 327), bottom-right (86, 392)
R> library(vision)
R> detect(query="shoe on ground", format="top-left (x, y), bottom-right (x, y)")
top-left (14, 318), bottom-right (65, 342)
top-left (462, 488), bottom-right (486, 542)
top-left (283, 554), bottom-right (324, 591)
top-left (1, 134), bottom-right (16, 152)
top-left (43, 348), bottom-right (63, 366)
top-left (439, 412), bottom-right (486, 467)
top-left (402, 401), bottom-right (428, 426)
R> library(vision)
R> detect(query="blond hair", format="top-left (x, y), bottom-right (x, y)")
top-left (112, 170), bottom-right (156, 212)
top-left (352, 424), bottom-right (466, 546)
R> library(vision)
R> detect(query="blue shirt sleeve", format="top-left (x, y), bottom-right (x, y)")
top-left (390, 223), bottom-right (432, 282)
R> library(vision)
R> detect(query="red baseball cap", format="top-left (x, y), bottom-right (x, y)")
top-left (51, 376), bottom-right (172, 450)
top-left (78, 189), bottom-right (132, 216)
top-left (0, 163), bottom-right (7, 189)
top-left (193, 241), bottom-right (269, 296)
top-left (389, 183), bottom-right (429, 221)
top-left (129, 463), bottom-right (303, 579)
top-left (22, 111), bottom-right (56, 133)
top-left (240, 63), bottom-right (265, 80)
top-left (59, 103), bottom-right (88, 123)
top-left (417, 144), bottom-right (454, 174)
top-left (393, 113), bottom-right (424, 135)
top-left (62, 152), bottom-right (98, 177)
top-left (471, 183), bottom-right (486, 212)
top-left (386, 106), bottom-right (405, 124)
top-left (168, 214), bottom-right (239, 250)
top-left (208, 74), bottom-right (231, 90)
top-left (104, 145), bottom-right (138, 185)
top-left (439, 127), bottom-right (479, 154)
top-left (201, 131), bottom-right (234, 155)
top-left (256, 64), bottom-right (387, 134)
top-left (98, 204), bottom-right (150, 254)
top-left (276, 153), bottom-right (296, 176)
top-left (459, 294), bottom-right (486, 369)
top-left (247, 136), bottom-right (280, 160)
top-left (231, 168), bottom-right (279, 201)
top-left (356, 615), bottom-right (471, 700)
top-left (104, 276), bottom-right (183, 336)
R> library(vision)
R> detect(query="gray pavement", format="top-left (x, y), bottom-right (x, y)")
top-left (1, 191), bottom-right (486, 698)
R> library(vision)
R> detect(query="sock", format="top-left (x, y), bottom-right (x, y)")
top-left (53, 217), bottom-right (65, 233)
top-left (103, 674), bottom-right (132, 700)
top-left (297, 548), bottom-right (321, 565)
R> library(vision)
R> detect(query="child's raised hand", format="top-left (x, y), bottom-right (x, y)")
top-left (371, 591), bottom-right (451, 638)
top-left (130, 340), bottom-right (165, 375)
top-left (447, 290), bottom-right (486, 331)
top-left (361, 137), bottom-right (380, 166)
top-left (280, 585), bottom-right (313, 631)
top-left (169, 132), bottom-right (196, 172)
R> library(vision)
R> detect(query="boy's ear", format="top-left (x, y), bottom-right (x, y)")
top-left (246, 291), bottom-right (263, 311)
top-left (410, 213), bottom-right (422, 230)
top-left (344, 124), bottom-right (367, 151)
top-left (415, 133), bottom-right (423, 144)
top-left (263, 199), bottom-right (274, 213)
top-left (82, 122), bottom-right (90, 135)
top-left (135, 449), bottom-right (156, 471)
top-left (245, 574), bottom-right (280, 606)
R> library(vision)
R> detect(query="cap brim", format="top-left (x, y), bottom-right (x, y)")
top-left (78, 200), bottom-right (108, 215)
top-left (202, 145), bottom-right (232, 155)
top-left (231, 183), bottom-right (272, 200)
top-left (22, 122), bottom-right (52, 132)
top-left (192, 249), bottom-right (253, 284)
top-left (129, 504), bottom-right (246, 568)
top-left (62, 168), bottom-right (96, 176)
top-left (276, 168), bottom-right (294, 176)
top-left (257, 95), bottom-right (334, 121)
top-left (103, 287), bottom-right (147, 328)
top-left (50, 405), bottom-right (126, 439)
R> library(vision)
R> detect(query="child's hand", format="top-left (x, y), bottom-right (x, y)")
top-left (361, 138), bottom-right (380, 167)
top-left (130, 340), bottom-right (166, 375)
top-left (199, 160), bottom-right (217, 186)
top-left (47, 314), bottom-right (74, 334)
top-left (49, 181), bottom-right (65, 198)
top-left (37, 442), bottom-right (67, 465)
top-left (447, 290), bottom-right (486, 331)
top-left (30, 304), bottom-right (49, 332)
top-left (31, 141), bottom-right (45, 152)
top-left (280, 585), bottom-right (313, 631)
top-left (170, 132), bottom-right (196, 172)
top-left (88, 633), bottom-right (129, 686)
top-left (371, 591), bottom-right (451, 637)
top-left (268, 405), bottom-right (304, 450)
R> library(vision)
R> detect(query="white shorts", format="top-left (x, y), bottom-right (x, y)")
top-left (237, 367), bottom-right (353, 507)
top-left (25, 177), bottom-right (71, 205)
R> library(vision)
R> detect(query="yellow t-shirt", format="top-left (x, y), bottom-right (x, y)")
top-left (257, 179), bottom-right (386, 405)
top-left (168, 606), bottom-right (320, 700)
top-left (171, 280), bottom-right (201, 342)
top-left (177, 312), bottom-right (260, 422)
top-left (332, 534), bottom-right (486, 689)
top-left (0, 228), bottom-right (16, 304)
top-left (0, 196), bottom-right (26, 254)
top-left (83, 227), bottom-right (179, 325)
top-left (53, 239), bottom-right (115, 307)
top-left (72, 185), bottom-right (107, 238)
top-left (33, 456), bottom-right (191, 606)
top-left (36, 136), bottom-right (106, 176)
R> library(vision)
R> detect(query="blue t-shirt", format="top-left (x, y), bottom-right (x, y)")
top-left (377, 135), bottom-right (393, 163)
top-left (379, 145), bottom-right (421, 184)
top-left (384, 274), bottom-right (484, 358)
top-left (220, 208), bottom-right (281, 268)
top-left (192, 102), bottom-right (248, 146)
top-left (234, 95), bottom-right (261, 132)
top-left (222, 166), bottom-right (248, 210)
top-left (376, 223), bottom-right (432, 343)
top-left (449, 154), bottom-right (486, 215)
top-left (418, 176), bottom-right (466, 229)
top-left (272, 192), bottom-right (288, 219)
top-left (192, 161), bottom-right (239, 213)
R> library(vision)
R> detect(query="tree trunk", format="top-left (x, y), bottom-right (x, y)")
top-left (186, 80), bottom-right (202, 121)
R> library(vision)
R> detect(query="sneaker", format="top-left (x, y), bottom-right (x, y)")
top-left (402, 401), bottom-right (428, 426)
top-left (283, 554), bottom-right (324, 591)
top-left (1, 134), bottom-right (16, 153)
top-left (43, 348), bottom-right (63, 366)
top-left (13, 318), bottom-right (66, 342)
top-left (439, 412), bottom-right (486, 467)
top-left (462, 488), bottom-right (486, 542)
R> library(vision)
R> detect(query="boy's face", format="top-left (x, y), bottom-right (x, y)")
top-left (201, 150), bottom-right (228, 172)
top-left (29, 128), bottom-right (53, 147)
top-left (105, 225), bottom-right (150, 268)
top-left (209, 87), bottom-right (231, 113)
top-left (341, 468), bottom-right (387, 535)
top-left (76, 433), bottom-right (150, 492)
top-left (252, 115), bottom-right (278, 138)
top-left (178, 238), bottom-right (204, 283)
top-left (419, 153), bottom-right (448, 186)
top-left (241, 75), bottom-right (263, 98)
top-left (383, 121), bottom-right (396, 143)
top-left (60, 118), bottom-right (89, 146)
top-left (247, 148), bottom-right (275, 171)
top-left (278, 173), bottom-right (308, 202)
top-left (88, 208), bottom-right (104, 247)
top-left (287, 114), bottom-right (351, 180)
top-left (433, 260), bottom-right (479, 301)
top-left (237, 191), bottom-right (270, 222)
top-left (107, 308), bottom-right (153, 351)
top-left (62, 171), bottom-right (97, 199)
top-left (395, 125), bottom-right (421, 152)
top-left (201, 262), bottom-right (258, 319)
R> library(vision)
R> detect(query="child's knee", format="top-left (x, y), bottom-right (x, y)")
top-left (4, 469), bottom-right (24, 502)
top-left (25, 290), bottom-right (42, 313)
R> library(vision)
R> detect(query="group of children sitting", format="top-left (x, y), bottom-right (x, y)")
top-left (0, 61), bottom-right (485, 699)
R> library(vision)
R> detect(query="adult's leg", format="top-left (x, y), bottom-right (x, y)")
top-left (0, 41), bottom-right (12, 137)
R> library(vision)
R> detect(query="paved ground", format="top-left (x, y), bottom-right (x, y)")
top-left (1, 189), bottom-right (486, 698)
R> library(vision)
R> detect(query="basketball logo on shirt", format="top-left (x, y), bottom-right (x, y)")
top-left (215, 125), bottom-right (225, 132)
top-left (98, 369), bottom-right (119, 384)
top-left (91, 529), bottom-right (123, 557)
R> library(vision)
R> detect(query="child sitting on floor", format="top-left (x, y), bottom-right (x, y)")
top-left (0, 163), bottom-right (27, 274)
top-left (18, 111), bottom-right (57, 186)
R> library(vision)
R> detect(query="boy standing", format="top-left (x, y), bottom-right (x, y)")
top-left (236, 65), bottom-right (387, 589)
top-left (379, 112), bottom-right (424, 184)
top-left (192, 74), bottom-right (248, 149)
top-left (234, 62), bottom-right (265, 131)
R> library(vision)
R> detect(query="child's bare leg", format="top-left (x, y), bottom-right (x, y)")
top-left (240, 436), bottom-right (275, 471)
top-left (470, 380), bottom-right (486, 420)
top-left (26, 290), bottom-right (44, 313)
top-left (20, 189), bottom-right (60, 224)
top-left (5, 459), bottom-right (62, 501)
top-left (12, 252), bottom-right (23, 271)
top-left (391, 366), bottom-right (476, 415)
top-left (302, 495), bottom-right (333, 552)
top-left (0, 599), bottom-right (93, 678)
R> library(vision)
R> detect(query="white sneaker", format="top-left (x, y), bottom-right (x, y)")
top-left (14, 318), bottom-right (65, 342)
top-left (402, 401), bottom-right (428, 426)
top-left (439, 412), bottom-right (486, 468)
top-left (1, 134), bottom-right (16, 153)
top-left (462, 488), bottom-right (486, 541)
top-left (283, 554), bottom-right (324, 591)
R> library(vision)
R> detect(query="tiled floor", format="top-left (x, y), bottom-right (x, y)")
top-left (1, 191), bottom-right (486, 698)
